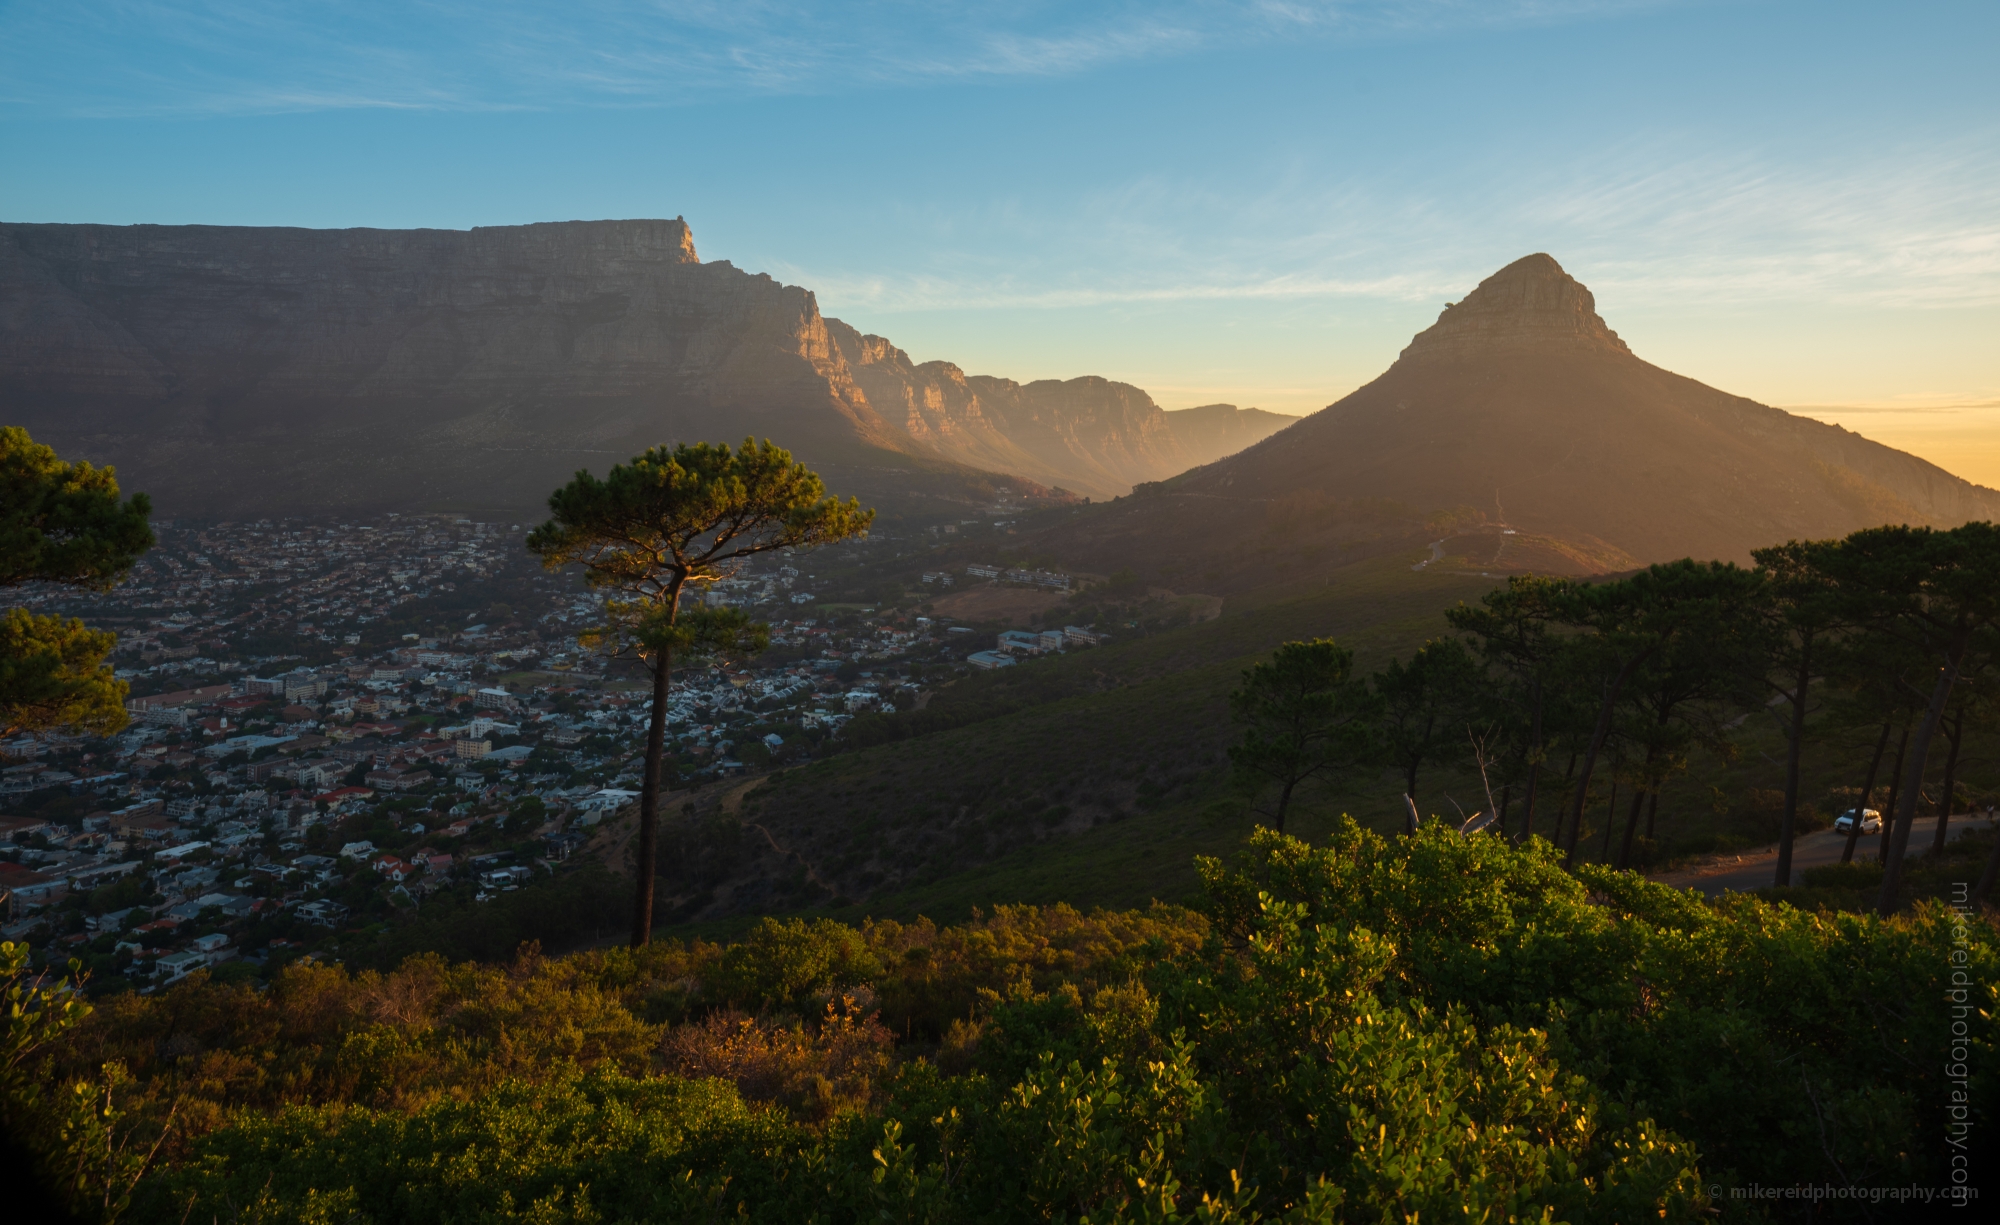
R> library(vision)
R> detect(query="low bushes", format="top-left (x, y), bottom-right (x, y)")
top-left (6, 823), bottom-right (1994, 1222)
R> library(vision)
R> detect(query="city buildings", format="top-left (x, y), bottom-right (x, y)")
top-left (2, 513), bottom-right (1109, 984)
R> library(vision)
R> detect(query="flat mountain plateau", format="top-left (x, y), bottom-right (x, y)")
top-left (0, 218), bottom-right (1291, 518)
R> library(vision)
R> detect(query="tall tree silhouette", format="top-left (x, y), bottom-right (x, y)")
top-left (1554, 560), bottom-right (1767, 868)
top-left (1228, 638), bottom-right (1377, 833)
top-left (1811, 523), bottom-right (2000, 915)
top-left (1372, 637), bottom-right (1486, 813)
top-left (529, 439), bottom-right (872, 945)
top-left (1446, 575), bottom-right (1577, 844)
top-left (1749, 540), bottom-right (1851, 887)
top-left (1609, 602), bottom-right (1760, 870)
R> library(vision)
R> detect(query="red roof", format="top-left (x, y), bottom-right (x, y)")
top-left (0, 862), bottom-right (52, 886)
top-left (130, 683), bottom-right (234, 709)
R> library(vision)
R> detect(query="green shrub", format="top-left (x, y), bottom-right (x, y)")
top-left (705, 916), bottom-right (882, 1011)
top-left (12, 824), bottom-right (1995, 1222)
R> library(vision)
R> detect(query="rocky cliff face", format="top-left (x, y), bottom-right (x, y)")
top-left (0, 219), bottom-right (1292, 517)
top-left (1398, 252), bottom-right (1632, 363)
top-left (821, 319), bottom-right (1296, 497)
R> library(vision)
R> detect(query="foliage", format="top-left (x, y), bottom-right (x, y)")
top-left (11, 823), bottom-right (1988, 1221)
top-left (1226, 639), bottom-right (1376, 832)
top-left (527, 438), bottom-right (873, 945)
top-left (0, 426), bottom-right (155, 590)
top-left (1193, 823), bottom-right (1997, 1211)
top-left (1809, 522), bottom-right (2000, 911)
top-left (0, 427), bottom-right (153, 739)
top-left (0, 607), bottom-right (128, 738)
top-left (705, 916), bottom-right (882, 1011)
top-left (526, 437), bottom-right (872, 619)
top-left (5, 942), bottom-right (176, 1223)
top-left (1367, 636), bottom-right (1486, 805)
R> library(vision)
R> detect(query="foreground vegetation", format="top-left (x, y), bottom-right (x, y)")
top-left (7, 822), bottom-right (1993, 1222)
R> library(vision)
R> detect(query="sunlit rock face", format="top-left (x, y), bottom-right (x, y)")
top-left (1398, 253), bottom-right (1633, 363)
top-left (0, 218), bottom-right (1290, 516)
top-left (824, 321), bottom-right (1292, 498)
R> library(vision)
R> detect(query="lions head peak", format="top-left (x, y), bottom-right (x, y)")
top-left (1399, 253), bottom-right (1631, 364)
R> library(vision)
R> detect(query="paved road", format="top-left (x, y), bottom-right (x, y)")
top-left (1652, 815), bottom-right (1995, 896)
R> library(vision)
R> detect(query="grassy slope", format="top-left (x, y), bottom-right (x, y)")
top-left (654, 554), bottom-right (2000, 942)
top-left (662, 558), bottom-right (1497, 928)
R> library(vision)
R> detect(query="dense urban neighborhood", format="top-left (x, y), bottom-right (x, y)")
top-left (1, 514), bottom-right (1106, 988)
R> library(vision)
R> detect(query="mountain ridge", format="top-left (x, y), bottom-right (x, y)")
top-left (0, 218), bottom-right (1293, 516)
top-left (1023, 253), bottom-right (2000, 588)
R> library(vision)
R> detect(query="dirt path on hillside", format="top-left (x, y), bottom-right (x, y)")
top-left (584, 788), bottom-right (684, 873)
top-left (718, 777), bottom-right (761, 816)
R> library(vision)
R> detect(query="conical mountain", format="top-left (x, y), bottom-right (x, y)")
top-left (1035, 254), bottom-right (2000, 586)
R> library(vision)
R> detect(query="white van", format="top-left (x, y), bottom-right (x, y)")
top-left (1834, 808), bottom-right (1882, 834)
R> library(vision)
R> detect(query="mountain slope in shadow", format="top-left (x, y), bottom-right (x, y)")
top-left (0, 218), bottom-right (1291, 517)
top-left (1029, 253), bottom-right (2000, 588)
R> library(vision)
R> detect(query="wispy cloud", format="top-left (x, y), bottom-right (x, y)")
top-left (1524, 136), bottom-right (2000, 309)
top-left (779, 129), bottom-right (2000, 318)
top-left (0, 0), bottom-right (1678, 117)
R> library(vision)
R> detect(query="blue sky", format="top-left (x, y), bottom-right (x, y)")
top-left (4, 1), bottom-right (1997, 479)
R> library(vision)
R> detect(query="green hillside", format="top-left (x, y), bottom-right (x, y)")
top-left (657, 558), bottom-right (1494, 922)
top-left (656, 547), bottom-right (2000, 940)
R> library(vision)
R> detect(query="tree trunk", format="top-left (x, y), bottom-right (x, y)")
top-left (1600, 778), bottom-right (1619, 860)
top-left (1877, 720), bottom-right (1911, 865)
top-left (1643, 791), bottom-right (1660, 864)
top-left (1877, 663), bottom-right (1962, 916)
top-left (1774, 644), bottom-right (1812, 889)
top-left (1404, 760), bottom-right (1420, 810)
top-left (1550, 748), bottom-right (1580, 850)
top-left (1519, 679), bottom-right (1543, 845)
top-left (631, 644), bottom-right (674, 947)
top-left (1930, 701), bottom-right (1966, 855)
top-left (1617, 779), bottom-right (1649, 870)
top-left (1272, 776), bottom-right (1297, 834)
top-left (1841, 718), bottom-right (1893, 865)
top-left (1565, 653), bottom-right (1648, 867)
top-left (1619, 733), bottom-right (1666, 870)
top-left (1497, 783), bottom-right (1512, 840)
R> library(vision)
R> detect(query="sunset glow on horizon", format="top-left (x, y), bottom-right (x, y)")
top-left (2, 1), bottom-right (1994, 485)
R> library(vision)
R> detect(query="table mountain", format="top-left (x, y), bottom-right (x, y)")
top-left (1030, 253), bottom-right (2000, 590)
top-left (0, 219), bottom-right (1289, 518)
